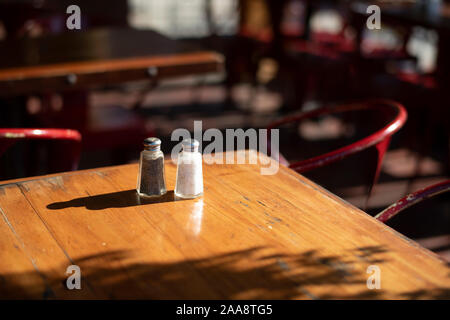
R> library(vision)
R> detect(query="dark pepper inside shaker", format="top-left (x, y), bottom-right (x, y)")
top-left (137, 137), bottom-right (167, 197)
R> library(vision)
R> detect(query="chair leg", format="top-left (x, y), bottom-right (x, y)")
top-left (365, 137), bottom-right (392, 210)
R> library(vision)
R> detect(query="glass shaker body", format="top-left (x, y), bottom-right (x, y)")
top-left (175, 139), bottom-right (203, 199)
top-left (137, 138), bottom-right (167, 197)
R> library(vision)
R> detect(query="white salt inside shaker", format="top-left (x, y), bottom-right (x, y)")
top-left (175, 139), bottom-right (203, 199)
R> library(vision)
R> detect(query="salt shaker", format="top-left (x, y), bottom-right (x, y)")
top-left (137, 137), bottom-right (167, 197)
top-left (175, 139), bottom-right (203, 199)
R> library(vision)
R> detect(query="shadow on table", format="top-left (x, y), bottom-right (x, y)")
top-left (46, 189), bottom-right (186, 211)
top-left (1, 245), bottom-right (449, 299)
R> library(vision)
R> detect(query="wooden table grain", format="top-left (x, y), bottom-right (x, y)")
top-left (0, 151), bottom-right (448, 299)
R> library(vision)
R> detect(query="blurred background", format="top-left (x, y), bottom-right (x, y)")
top-left (0, 0), bottom-right (449, 260)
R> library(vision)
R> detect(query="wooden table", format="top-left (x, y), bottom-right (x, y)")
top-left (0, 151), bottom-right (448, 299)
top-left (0, 28), bottom-right (223, 96)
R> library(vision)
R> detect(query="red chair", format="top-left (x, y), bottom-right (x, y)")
top-left (0, 128), bottom-right (82, 176)
top-left (375, 180), bottom-right (450, 223)
top-left (267, 100), bottom-right (407, 206)
top-left (26, 91), bottom-right (155, 166)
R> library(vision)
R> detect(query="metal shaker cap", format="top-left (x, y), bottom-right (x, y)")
top-left (182, 138), bottom-right (199, 151)
top-left (143, 137), bottom-right (161, 150)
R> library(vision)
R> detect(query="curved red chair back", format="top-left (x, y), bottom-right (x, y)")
top-left (0, 128), bottom-right (82, 175)
top-left (375, 180), bottom-right (450, 223)
top-left (267, 99), bottom-right (407, 205)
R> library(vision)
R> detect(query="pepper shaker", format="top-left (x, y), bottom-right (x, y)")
top-left (137, 137), bottom-right (167, 197)
top-left (175, 139), bottom-right (203, 199)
